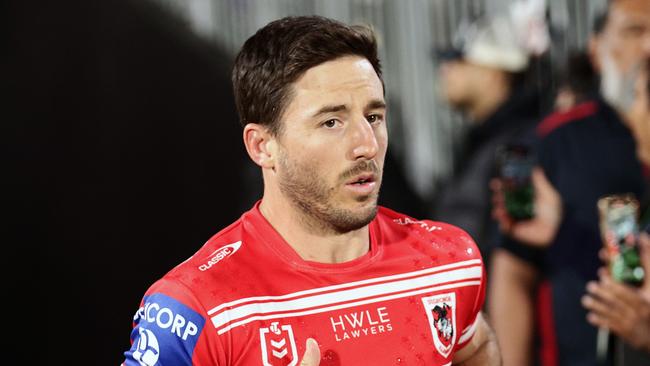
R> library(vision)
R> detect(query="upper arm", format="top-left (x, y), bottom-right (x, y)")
top-left (123, 279), bottom-right (217, 366)
top-left (451, 312), bottom-right (501, 365)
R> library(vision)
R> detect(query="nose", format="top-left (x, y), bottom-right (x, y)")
top-left (347, 117), bottom-right (379, 161)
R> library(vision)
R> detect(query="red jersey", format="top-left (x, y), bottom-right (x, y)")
top-left (123, 203), bottom-right (486, 366)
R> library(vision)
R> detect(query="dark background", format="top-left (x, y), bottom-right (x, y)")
top-left (5, 1), bottom-right (421, 364)
top-left (7, 0), bottom-right (252, 363)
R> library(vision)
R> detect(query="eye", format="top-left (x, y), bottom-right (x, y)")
top-left (322, 119), bottom-right (339, 128)
top-left (366, 114), bottom-right (383, 124)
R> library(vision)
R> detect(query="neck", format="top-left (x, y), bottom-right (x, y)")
top-left (468, 82), bottom-right (511, 122)
top-left (258, 188), bottom-right (371, 264)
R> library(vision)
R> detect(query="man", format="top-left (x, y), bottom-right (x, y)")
top-left (434, 15), bottom-right (544, 263)
top-left (122, 16), bottom-right (500, 365)
top-left (582, 62), bottom-right (650, 359)
top-left (490, 1), bottom-right (649, 365)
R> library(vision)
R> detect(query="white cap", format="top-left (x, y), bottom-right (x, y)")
top-left (461, 16), bottom-right (529, 72)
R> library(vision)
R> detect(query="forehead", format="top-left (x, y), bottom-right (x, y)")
top-left (609, 0), bottom-right (650, 27)
top-left (280, 56), bottom-right (385, 122)
top-left (293, 55), bottom-right (383, 94)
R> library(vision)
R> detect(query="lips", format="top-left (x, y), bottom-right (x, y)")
top-left (344, 172), bottom-right (378, 196)
top-left (346, 172), bottom-right (376, 186)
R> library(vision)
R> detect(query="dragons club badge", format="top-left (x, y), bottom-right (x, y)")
top-left (422, 292), bottom-right (457, 358)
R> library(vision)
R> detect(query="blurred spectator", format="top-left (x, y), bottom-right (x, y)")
top-left (626, 61), bottom-right (650, 173)
top-left (488, 56), bottom-right (598, 365)
top-left (490, 1), bottom-right (649, 365)
top-left (433, 15), bottom-right (545, 264)
top-left (582, 61), bottom-right (650, 364)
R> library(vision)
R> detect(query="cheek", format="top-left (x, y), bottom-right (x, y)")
top-left (446, 76), bottom-right (469, 100)
top-left (610, 42), bottom-right (642, 73)
top-left (375, 130), bottom-right (389, 164)
top-left (377, 129), bottom-right (388, 151)
top-left (300, 154), bottom-right (333, 180)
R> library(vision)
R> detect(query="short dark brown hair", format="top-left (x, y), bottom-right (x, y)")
top-left (232, 16), bottom-right (382, 135)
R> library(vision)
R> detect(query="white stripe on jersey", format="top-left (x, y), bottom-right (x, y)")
top-left (458, 314), bottom-right (480, 344)
top-left (216, 280), bottom-right (481, 335)
top-left (208, 259), bottom-right (481, 315)
top-left (210, 260), bottom-right (482, 334)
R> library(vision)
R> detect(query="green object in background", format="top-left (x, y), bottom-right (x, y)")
top-left (598, 194), bottom-right (645, 286)
top-left (504, 184), bottom-right (534, 220)
top-left (612, 244), bottom-right (645, 284)
top-left (497, 144), bottom-right (535, 221)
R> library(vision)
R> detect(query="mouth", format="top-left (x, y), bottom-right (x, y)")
top-left (346, 173), bottom-right (376, 185)
top-left (344, 172), bottom-right (378, 195)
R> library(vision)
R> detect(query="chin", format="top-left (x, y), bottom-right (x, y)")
top-left (351, 200), bottom-right (379, 222)
top-left (343, 207), bottom-right (378, 232)
top-left (329, 201), bottom-right (378, 233)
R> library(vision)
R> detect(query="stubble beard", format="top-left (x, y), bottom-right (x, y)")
top-left (599, 46), bottom-right (639, 113)
top-left (277, 153), bottom-right (381, 235)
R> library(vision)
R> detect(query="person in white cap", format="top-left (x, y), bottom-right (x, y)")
top-left (433, 15), bottom-right (545, 272)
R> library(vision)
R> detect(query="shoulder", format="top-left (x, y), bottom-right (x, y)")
top-left (142, 211), bottom-right (259, 314)
top-left (123, 218), bottom-right (249, 364)
top-left (376, 207), bottom-right (482, 261)
top-left (165, 216), bottom-right (246, 279)
top-left (536, 100), bottom-right (599, 139)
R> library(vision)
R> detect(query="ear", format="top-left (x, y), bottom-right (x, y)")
top-left (243, 123), bottom-right (277, 169)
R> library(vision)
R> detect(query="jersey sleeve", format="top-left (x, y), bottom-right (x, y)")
top-left (122, 278), bottom-right (219, 366)
top-left (436, 223), bottom-right (487, 351)
top-left (455, 265), bottom-right (486, 351)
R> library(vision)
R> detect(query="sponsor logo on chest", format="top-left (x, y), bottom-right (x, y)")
top-left (329, 306), bottom-right (393, 342)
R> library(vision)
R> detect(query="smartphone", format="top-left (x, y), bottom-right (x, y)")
top-left (496, 144), bottom-right (535, 221)
top-left (597, 194), bottom-right (645, 285)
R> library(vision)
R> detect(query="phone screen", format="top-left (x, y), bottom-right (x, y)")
top-left (497, 144), bottom-right (534, 221)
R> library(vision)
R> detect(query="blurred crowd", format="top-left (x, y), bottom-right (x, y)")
top-left (431, 0), bottom-right (650, 365)
top-left (22, 0), bottom-right (648, 364)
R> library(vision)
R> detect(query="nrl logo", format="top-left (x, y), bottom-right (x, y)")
top-left (259, 322), bottom-right (298, 366)
top-left (422, 292), bottom-right (457, 358)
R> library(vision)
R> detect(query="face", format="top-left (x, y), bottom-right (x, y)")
top-left (439, 60), bottom-right (474, 108)
top-left (595, 0), bottom-right (650, 110)
top-left (438, 59), bottom-right (495, 113)
top-left (600, 0), bottom-right (650, 75)
top-left (627, 64), bottom-right (650, 165)
top-left (273, 56), bottom-right (387, 234)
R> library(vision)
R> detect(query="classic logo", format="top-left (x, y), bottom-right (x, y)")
top-left (132, 328), bottom-right (160, 366)
top-left (198, 241), bottom-right (242, 271)
top-left (422, 292), bottom-right (457, 358)
top-left (259, 322), bottom-right (298, 366)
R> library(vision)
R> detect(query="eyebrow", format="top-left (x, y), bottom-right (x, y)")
top-left (312, 104), bottom-right (347, 118)
top-left (311, 99), bottom-right (386, 118)
top-left (366, 99), bottom-right (387, 111)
